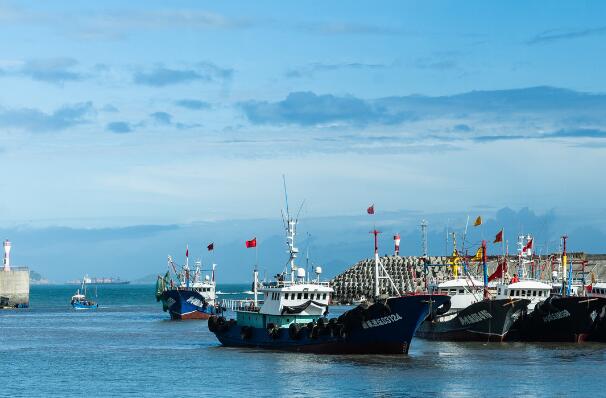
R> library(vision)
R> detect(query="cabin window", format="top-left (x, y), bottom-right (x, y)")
top-left (310, 294), bottom-right (314, 300)
top-left (323, 293), bottom-right (327, 300)
top-left (509, 290), bottom-right (513, 297)
top-left (532, 291), bottom-right (536, 297)
top-left (459, 289), bottom-right (464, 294)
top-left (297, 293), bottom-right (302, 299)
top-left (449, 289), bottom-right (457, 294)
top-left (284, 293), bottom-right (289, 300)
top-left (304, 293), bottom-right (308, 299)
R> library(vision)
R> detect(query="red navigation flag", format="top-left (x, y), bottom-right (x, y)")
top-left (488, 258), bottom-right (508, 282)
top-left (523, 238), bottom-right (533, 252)
top-left (207, 243), bottom-right (214, 251)
top-left (493, 230), bottom-right (503, 243)
top-left (367, 204), bottom-right (375, 215)
top-left (245, 238), bottom-right (257, 248)
top-left (186, 246), bottom-right (189, 257)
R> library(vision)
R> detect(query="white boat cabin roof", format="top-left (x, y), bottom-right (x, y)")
top-left (438, 278), bottom-right (483, 289)
top-left (506, 280), bottom-right (551, 290)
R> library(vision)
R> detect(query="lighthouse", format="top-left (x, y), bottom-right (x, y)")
top-left (394, 234), bottom-right (400, 256)
top-left (3, 240), bottom-right (11, 272)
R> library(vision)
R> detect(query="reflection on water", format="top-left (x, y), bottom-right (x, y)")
top-left (1, 285), bottom-right (605, 397)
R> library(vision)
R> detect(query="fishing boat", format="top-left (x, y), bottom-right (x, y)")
top-left (70, 278), bottom-right (98, 309)
top-left (208, 188), bottom-right (450, 354)
top-left (417, 238), bottom-right (529, 341)
top-left (501, 235), bottom-right (606, 342)
top-left (156, 251), bottom-right (222, 320)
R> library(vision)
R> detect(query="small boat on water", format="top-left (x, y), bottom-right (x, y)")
top-left (70, 279), bottom-right (98, 310)
top-left (208, 189), bottom-right (449, 354)
top-left (156, 250), bottom-right (223, 320)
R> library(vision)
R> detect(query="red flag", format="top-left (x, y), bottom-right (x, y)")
top-left (367, 205), bottom-right (375, 215)
top-left (207, 243), bottom-right (214, 251)
top-left (493, 230), bottom-right (503, 243)
top-left (245, 238), bottom-right (257, 248)
top-left (488, 258), bottom-right (508, 282)
top-left (186, 246), bottom-right (189, 257)
top-left (522, 238), bottom-right (533, 252)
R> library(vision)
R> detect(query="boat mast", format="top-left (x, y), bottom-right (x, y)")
top-left (562, 235), bottom-right (568, 296)
top-left (482, 240), bottom-right (488, 299)
top-left (373, 229), bottom-right (381, 299)
top-left (282, 176), bottom-right (299, 283)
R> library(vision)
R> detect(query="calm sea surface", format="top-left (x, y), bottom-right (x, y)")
top-left (1, 284), bottom-right (606, 397)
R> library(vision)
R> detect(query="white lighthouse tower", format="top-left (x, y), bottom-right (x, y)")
top-left (3, 240), bottom-right (11, 272)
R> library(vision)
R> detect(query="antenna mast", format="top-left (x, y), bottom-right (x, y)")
top-left (283, 175), bottom-right (299, 283)
top-left (420, 219), bottom-right (428, 259)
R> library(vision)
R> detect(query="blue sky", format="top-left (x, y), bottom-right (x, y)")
top-left (0, 1), bottom-right (605, 279)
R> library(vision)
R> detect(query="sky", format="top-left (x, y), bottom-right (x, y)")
top-left (0, 1), bottom-right (605, 280)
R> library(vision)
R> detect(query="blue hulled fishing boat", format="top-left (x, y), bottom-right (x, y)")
top-left (209, 190), bottom-right (449, 354)
top-left (156, 250), bottom-right (222, 320)
top-left (70, 278), bottom-right (98, 310)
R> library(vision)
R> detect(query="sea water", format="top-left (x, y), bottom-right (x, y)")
top-left (1, 284), bottom-right (605, 397)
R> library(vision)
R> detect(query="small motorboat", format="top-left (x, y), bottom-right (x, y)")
top-left (71, 278), bottom-right (98, 310)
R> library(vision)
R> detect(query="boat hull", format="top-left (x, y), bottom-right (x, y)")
top-left (416, 298), bottom-right (530, 342)
top-left (209, 294), bottom-right (450, 354)
top-left (512, 296), bottom-right (606, 342)
top-left (72, 302), bottom-right (98, 310)
top-left (159, 289), bottom-right (219, 320)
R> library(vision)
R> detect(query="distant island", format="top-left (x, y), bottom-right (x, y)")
top-left (30, 270), bottom-right (51, 285)
top-left (131, 274), bottom-right (160, 285)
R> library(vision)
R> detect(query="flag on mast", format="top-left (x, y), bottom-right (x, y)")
top-left (474, 216), bottom-right (482, 226)
top-left (186, 245), bottom-right (189, 257)
top-left (472, 247), bottom-right (483, 261)
top-left (245, 238), bottom-right (257, 248)
top-left (367, 204), bottom-right (375, 215)
top-left (207, 243), bottom-right (214, 251)
top-left (494, 230), bottom-right (503, 243)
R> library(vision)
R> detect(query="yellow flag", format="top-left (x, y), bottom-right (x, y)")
top-left (474, 216), bottom-right (482, 226)
top-left (472, 247), bottom-right (483, 261)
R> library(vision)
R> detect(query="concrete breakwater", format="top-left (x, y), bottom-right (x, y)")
top-left (0, 268), bottom-right (30, 308)
top-left (330, 254), bottom-right (606, 304)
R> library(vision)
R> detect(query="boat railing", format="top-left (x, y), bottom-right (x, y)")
top-left (262, 280), bottom-right (331, 288)
top-left (221, 298), bottom-right (264, 312)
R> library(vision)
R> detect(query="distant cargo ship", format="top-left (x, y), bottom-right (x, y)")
top-left (67, 276), bottom-right (130, 285)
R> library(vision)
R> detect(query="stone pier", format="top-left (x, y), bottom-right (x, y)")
top-left (0, 267), bottom-right (30, 308)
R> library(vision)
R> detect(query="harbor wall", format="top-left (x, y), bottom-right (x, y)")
top-left (330, 254), bottom-right (606, 304)
top-left (0, 268), bottom-right (30, 307)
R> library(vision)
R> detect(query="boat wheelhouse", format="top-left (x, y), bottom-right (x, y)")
top-left (588, 282), bottom-right (606, 298)
top-left (495, 280), bottom-right (551, 311)
top-left (430, 278), bottom-right (483, 313)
